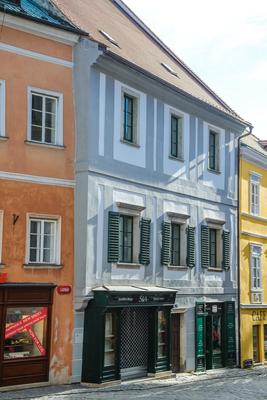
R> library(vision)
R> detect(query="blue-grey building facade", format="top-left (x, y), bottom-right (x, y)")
top-left (66, 0), bottom-right (251, 384)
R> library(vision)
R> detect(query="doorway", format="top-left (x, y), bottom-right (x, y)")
top-left (171, 313), bottom-right (180, 372)
top-left (205, 314), bottom-right (223, 370)
top-left (120, 307), bottom-right (149, 380)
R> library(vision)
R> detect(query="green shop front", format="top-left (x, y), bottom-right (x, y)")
top-left (195, 301), bottom-right (236, 372)
top-left (82, 286), bottom-right (176, 384)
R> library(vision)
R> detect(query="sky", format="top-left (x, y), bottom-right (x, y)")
top-left (124, 0), bottom-right (267, 138)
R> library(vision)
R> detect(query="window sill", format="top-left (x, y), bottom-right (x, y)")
top-left (120, 139), bottom-right (140, 148)
top-left (207, 268), bottom-right (224, 272)
top-left (23, 263), bottom-right (63, 269)
top-left (168, 155), bottom-right (184, 162)
top-left (24, 140), bottom-right (65, 150)
top-left (167, 266), bottom-right (188, 271)
top-left (116, 262), bottom-right (141, 269)
top-left (207, 167), bottom-right (221, 175)
top-left (0, 136), bottom-right (9, 141)
top-left (0, 263), bottom-right (6, 268)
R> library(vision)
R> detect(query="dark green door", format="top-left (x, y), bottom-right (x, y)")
top-left (205, 316), bottom-right (212, 369)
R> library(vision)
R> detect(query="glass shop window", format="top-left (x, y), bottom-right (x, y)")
top-left (4, 307), bottom-right (48, 359)
top-left (212, 315), bottom-right (222, 353)
top-left (104, 312), bottom-right (116, 367)
top-left (253, 325), bottom-right (260, 363)
top-left (264, 325), bottom-right (267, 361)
top-left (158, 310), bottom-right (167, 358)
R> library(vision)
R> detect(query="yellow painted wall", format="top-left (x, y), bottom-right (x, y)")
top-left (240, 155), bottom-right (267, 365)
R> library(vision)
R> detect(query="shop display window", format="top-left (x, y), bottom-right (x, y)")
top-left (104, 312), bottom-right (116, 367)
top-left (157, 310), bottom-right (167, 358)
top-left (264, 325), bottom-right (267, 361)
top-left (253, 325), bottom-right (260, 363)
top-left (212, 315), bottom-right (221, 354)
top-left (4, 307), bottom-right (48, 360)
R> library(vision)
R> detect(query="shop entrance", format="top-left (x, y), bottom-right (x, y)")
top-left (120, 307), bottom-right (149, 380)
top-left (205, 314), bottom-right (223, 370)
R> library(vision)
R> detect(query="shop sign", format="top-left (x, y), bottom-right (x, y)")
top-left (109, 293), bottom-right (175, 305)
top-left (57, 285), bottom-right (72, 295)
top-left (252, 311), bottom-right (266, 321)
top-left (0, 273), bottom-right (7, 283)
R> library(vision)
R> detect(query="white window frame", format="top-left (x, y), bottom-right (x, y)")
top-left (208, 127), bottom-right (220, 172)
top-left (0, 211), bottom-right (3, 264)
top-left (0, 80), bottom-right (6, 137)
top-left (25, 214), bottom-right (61, 265)
top-left (250, 173), bottom-right (260, 216)
top-left (250, 244), bottom-right (262, 292)
top-left (121, 86), bottom-right (140, 146)
top-left (169, 109), bottom-right (184, 161)
top-left (27, 87), bottom-right (63, 146)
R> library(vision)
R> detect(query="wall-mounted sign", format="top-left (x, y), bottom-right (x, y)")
top-left (57, 285), bottom-right (72, 295)
top-left (0, 273), bottom-right (7, 283)
top-left (252, 311), bottom-right (266, 321)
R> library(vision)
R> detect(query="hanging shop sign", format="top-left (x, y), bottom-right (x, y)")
top-left (57, 285), bottom-right (72, 295)
top-left (0, 273), bottom-right (8, 283)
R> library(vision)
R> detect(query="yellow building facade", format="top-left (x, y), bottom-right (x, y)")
top-left (240, 135), bottom-right (267, 367)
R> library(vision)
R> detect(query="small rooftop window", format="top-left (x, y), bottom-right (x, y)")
top-left (99, 30), bottom-right (119, 47)
top-left (161, 62), bottom-right (178, 77)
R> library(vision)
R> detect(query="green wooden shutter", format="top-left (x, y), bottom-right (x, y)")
top-left (222, 230), bottom-right (230, 270)
top-left (186, 226), bottom-right (195, 268)
top-left (107, 211), bottom-right (120, 263)
top-left (139, 218), bottom-right (151, 265)
top-left (201, 225), bottom-right (210, 268)
top-left (161, 222), bottom-right (171, 265)
top-left (223, 302), bottom-right (236, 367)
top-left (195, 303), bottom-right (206, 371)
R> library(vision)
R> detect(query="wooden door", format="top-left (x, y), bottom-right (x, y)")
top-left (171, 313), bottom-right (180, 373)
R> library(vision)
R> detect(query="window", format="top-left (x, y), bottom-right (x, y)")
top-left (104, 312), bottom-right (116, 367)
top-left (264, 325), bottom-right (267, 361)
top-left (123, 93), bottom-right (138, 144)
top-left (170, 114), bottom-right (183, 159)
top-left (251, 245), bottom-right (262, 291)
top-left (27, 217), bottom-right (60, 265)
top-left (210, 228), bottom-right (217, 268)
top-left (157, 310), bottom-right (167, 358)
top-left (119, 215), bottom-right (133, 263)
top-left (0, 80), bottom-right (6, 137)
top-left (4, 306), bottom-right (48, 359)
top-left (253, 325), bottom-right (260, 363)
top-left (28, 88), bottom-right (63, 146)
top-left (250, 174), bottom-right (260, 216)
top-left (171, 223), bottom-right (181, 266)
top-left (209, 129), bottom-right (219, 171)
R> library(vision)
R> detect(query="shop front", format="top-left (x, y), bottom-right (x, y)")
top-left (195, 301), bottom-right (236, 372)
top-left (82, 286), bottom-right (176, 384)
top-left (240, 308), bottom-right (267, 367)
top-left (0, 283), bottom-right (55, 387)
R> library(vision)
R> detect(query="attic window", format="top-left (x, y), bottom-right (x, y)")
top-left (161, 62), bottom-right (178, 77)
top-left (99, 30), bottom-right (119, 47)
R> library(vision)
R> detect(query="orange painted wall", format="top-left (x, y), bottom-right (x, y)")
top-left (0, 179), bottom-right (74, 384)
top-left (0, 27), bottom-right (75, 180)
top-left (0, 26), bottom-right (76, 384)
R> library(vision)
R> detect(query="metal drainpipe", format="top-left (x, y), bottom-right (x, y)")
top-left (237, 126), bottom-right (253, 367)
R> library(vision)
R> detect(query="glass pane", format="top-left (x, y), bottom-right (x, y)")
top-left (45, 128), bottom-right (55, 144)
top-left (32, 110), bottom-right (42, 126)
top-left (31, 126), bottom-right (42, 142)
top-left (123, 95), bottom-right (133, 142)
top-left (104, 313), bottom-right (116, 367)
top-left (4, 307), bottom-right (48, 359)
top-left (212, 315), bottom-right (221, 353)
top-left (32, 94), bottom-right (43, 111)
top-left (264, 325), bottom-right (267, 361)
top-left (43, 249), bottom-right (51, 263)
top-left (119, 215), bottom-right (133, 263)
top-left (29, 248), bottom-right (37, 262)
top-left (45, 97), bottom-right (56, 114)
top-left (158, 311), bottom-right (167, 358)
top-left (253, 325), bottom-right (259, 363)
top-left (45, 112), bottom-right (56, 130)
top-left (210, 229), bottom-right (217, 268)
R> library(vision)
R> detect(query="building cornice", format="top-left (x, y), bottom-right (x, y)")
top-left (240, 144), bottom-right (267, 170)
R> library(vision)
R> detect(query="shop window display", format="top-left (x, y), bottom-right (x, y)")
top-left (4, 307), bottom-right (48, 359)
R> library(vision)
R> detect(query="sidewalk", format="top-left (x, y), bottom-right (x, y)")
top-left (1, 366), bottom-right (267, 399)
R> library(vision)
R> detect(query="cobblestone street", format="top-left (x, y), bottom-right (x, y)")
top-left (2, 367), bottom-right (267, 400)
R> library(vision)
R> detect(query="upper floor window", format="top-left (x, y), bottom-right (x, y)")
top-left (28, 88), bottom-right (63, 146)
top-left (250, 174), bottom-right (260, 216)
top-left (170, 223), bottom-right (181, 266)
top-left (122, 92), bottom-right (138, 144)
top-left (0, 80), bottom-right (6, 137)
top-left (209, 129), bottom-right (220, 172)
top-left (209, 228), bottom-right (217, 268)
top-left (251, 245), bottom-right (262, 290)
top-left (201, 225), bottom-right (230, 270)
top-left (170, 114), bottom-right (183, 159)
top-left (119, 214), bottom-right (133, 263)
top-left (27, 216), bottom-right (60, 265)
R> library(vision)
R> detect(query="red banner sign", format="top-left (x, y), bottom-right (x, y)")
top-left (5, 307), bottom-right (47, 356)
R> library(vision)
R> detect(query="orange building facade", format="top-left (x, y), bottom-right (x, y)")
top-left (0, 5), bottom-right (80, 387)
